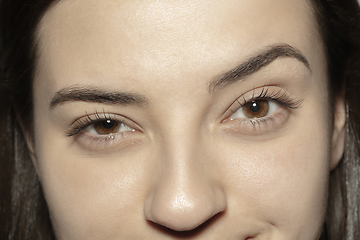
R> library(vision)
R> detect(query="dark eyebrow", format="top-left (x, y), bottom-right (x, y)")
top-left (209, 44), bottom-right (311, 93)
top-left (50, 86), bottom-right (149, 109)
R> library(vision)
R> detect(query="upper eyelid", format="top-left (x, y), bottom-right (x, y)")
top-left (67, 113), bottom-right (135, 137)
top-left (234, 88), bottom-right (271, 107)
top-left (233, 87), bottom-right (302, 109)
top-left (222, 86), bottom-right (302, 121)
top-left (71, 113), bottom-right (123, 128)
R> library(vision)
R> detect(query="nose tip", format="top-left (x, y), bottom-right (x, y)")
top-left (144, 180), bottom-right (227, 231)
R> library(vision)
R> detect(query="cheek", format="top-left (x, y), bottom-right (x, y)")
top-left (34, 123), bottom-right (152, 238)
top-left (218, 115), bottom-right (330, 237)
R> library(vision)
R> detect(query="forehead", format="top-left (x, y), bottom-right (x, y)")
top-left (35, 0), bottom-right (320, 94)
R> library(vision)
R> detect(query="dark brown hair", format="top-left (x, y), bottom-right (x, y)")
top-left (0, 0), bottom-right (359, 239)
top-left (313, 0), bottom-right (360, 239)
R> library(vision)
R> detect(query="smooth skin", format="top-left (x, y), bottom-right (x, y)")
top-left (30, 0), bottom-right (345, 239)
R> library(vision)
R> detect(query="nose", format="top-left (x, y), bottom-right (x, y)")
top-left (144, 138), bottom-right (227, 231)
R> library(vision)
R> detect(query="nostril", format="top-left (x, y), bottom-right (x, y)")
top-left (245, 235), bottom-right (258, 240)
top-left (143, 158), bottom-right (228, 233)
top-left (147, 211), bottom-right (225, 237)
top-left (144, 184), bottom-right (227, 232)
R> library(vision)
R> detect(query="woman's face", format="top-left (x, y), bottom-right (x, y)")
top-left (32, 0), bottom-right (345, 239)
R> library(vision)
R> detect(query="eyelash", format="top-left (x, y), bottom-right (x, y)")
top-left (67, 112), bottom-right (130, 137)
top-left (225, 86), bottom-right (302, 128)
top-left (67, 87), bottom-right (301, 148)
top-left (234, 86), bottom-right (302, 111)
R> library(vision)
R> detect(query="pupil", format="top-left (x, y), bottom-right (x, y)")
top-left (103, 120), bottom-right (114, 129)
top-left (249, 101), bottom-right (260, 112)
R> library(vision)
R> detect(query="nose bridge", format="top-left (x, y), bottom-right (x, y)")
top-left (144, 113), bottom-right (227, 231)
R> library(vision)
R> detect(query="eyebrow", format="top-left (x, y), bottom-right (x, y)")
top-left (209, 44), bottom-right (311, 93)
top-left (50, 86), bottom-right (149, 109)
top-left (50, 44), bottom-right (309, 108)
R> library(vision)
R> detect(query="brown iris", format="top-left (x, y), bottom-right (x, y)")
top-left (94, 120), bottom-right (120, 135)
top-left (243, 100), bottom-right (269, 118)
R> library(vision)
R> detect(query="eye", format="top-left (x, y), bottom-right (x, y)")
top-left (86, 119), bottom-right (135, 135)
top-left (67, 113), bottom-right (143, 151)
top-left (221, 87), bottom-right (302, 135)
top-left (67, 113), bottom-right (138, 137)
top-left (230, 100), bottom-right (280, 120)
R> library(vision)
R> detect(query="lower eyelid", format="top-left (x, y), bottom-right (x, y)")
top-left (74, 129), bottom-right (142, 152)
top-left (222, 107), bottom-right (290, 135)
top-left (78, 130), bottom-right (123, 142)
top-left (67, 113), bottom-right (143, 151)
top-left (224, 86), bottom-right (302, 119)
